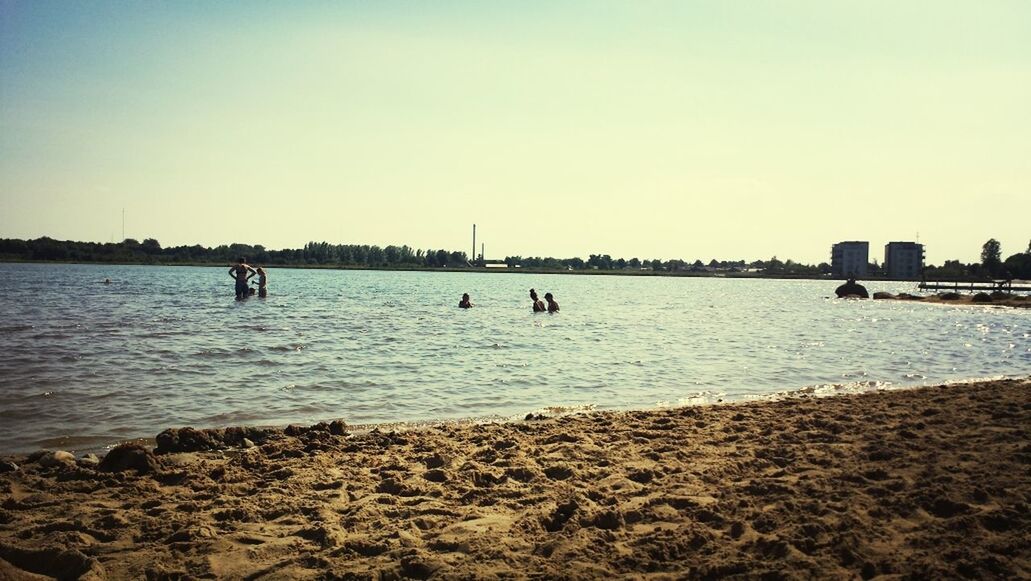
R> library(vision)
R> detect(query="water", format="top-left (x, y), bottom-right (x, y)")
top-left (0, 263), bottom-right (1028, 453)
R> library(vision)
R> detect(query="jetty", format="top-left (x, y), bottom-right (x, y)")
top-left (918, 280), bottom-right (1031, 293)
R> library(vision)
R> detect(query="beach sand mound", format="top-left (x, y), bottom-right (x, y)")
top-left (1, 378), bottom-right (1028, 578)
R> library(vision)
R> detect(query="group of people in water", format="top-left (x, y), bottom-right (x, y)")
top-left (459, 288), bottom-right (559, 313)
top-left (229, 257), bottom-right (268, 300)
top-left (229, 256), bottom-right (556, 312)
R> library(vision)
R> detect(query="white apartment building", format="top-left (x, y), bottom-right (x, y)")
top-left (885, 242), bottom-right (924, 279)
top-left (831, 241), bottom-right (869, 278)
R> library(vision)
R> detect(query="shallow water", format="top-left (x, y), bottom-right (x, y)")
top-left (0, 263), bottom-right (1028, 453)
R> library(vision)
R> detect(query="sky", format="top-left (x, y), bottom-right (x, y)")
top-left (1, 1), bottom-right (1028, 265)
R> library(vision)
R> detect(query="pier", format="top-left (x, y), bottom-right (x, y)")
top-left (919, 280), bottom-right (1031, 293)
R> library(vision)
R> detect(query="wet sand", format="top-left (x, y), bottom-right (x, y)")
top-left (1, 378), bottom-right (1028, 579)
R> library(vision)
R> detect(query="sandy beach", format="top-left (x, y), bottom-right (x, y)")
top-left (1, 378), bottom-right (1028, 579)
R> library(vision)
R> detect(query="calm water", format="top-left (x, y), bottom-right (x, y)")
top-left (0, 263), bottom-right (1028, 453)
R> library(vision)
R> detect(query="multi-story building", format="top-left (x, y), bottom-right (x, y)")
top-left (884, 242), bottom-right (924, 279)
top-left (831, 241), bottom-right (869, 278)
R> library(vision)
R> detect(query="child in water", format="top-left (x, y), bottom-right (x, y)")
top-left (459, 293), bottom-right (473, 308)
top-left (255, 267), bottom-right (268, 298)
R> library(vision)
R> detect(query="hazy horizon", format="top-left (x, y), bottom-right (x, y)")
top-left (2, 1), bottom-right (1028, 265)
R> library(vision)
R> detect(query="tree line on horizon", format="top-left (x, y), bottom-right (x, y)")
top-left (0, 236), bottom-right (1029, 279)
top-left (0, 237), bottom-right (468, 269)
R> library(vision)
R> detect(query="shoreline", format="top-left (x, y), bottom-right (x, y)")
top-left (0, 259), bottom-right (936, 283)
top-left (1, 377), bottom-right (1027, 578)
top-left (8, 374), bottom-right (1021, 457)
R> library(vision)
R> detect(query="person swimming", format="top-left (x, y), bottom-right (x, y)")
top-left (544, 292), bottom-right (559, 313)
top-left (530, 289), bottom-right (546, 313)
top-left (459, 293), bottom-right (473, 308)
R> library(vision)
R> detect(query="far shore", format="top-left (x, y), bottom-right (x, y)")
top-left (1, 377), bottom-right (1027, 578)
top-left (0, 258), bottom-right (967, 284)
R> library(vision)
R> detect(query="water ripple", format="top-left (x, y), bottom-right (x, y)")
top-left (0, 263), bottom-right (1028, 453)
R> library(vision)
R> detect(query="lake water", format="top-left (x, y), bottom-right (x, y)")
top-left (0, 263), bottom-right (1028, 453)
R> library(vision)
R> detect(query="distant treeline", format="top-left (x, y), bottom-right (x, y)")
top-left (0, 237), bottom-right (830, 275)
top-left (502, 255), bottom-right (831, 276)
top-left (0, 238), bottom-right (468, 268)
top-left (924, 238), bottom-right (1031, 280)
top-left (1, 236), bottom-right (1029, 279)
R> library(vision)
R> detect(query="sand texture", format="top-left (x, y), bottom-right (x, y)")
top-left (1, 378), bottom-right (1028, 579)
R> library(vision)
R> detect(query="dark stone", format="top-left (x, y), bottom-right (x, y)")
top-left (972, 293), bottom-right (993, 303)
top-left (835, 281), bottom-right (869, 299)
top-left (939, 292), bottom-right (962, 301)
top-left (155, 427), bottom-right (220, 454)
top-left (284, 424), bottom-right (306, 437)
top-left (872, 292), bottom-right (895, 300)
top-left (329, 420), bottom-right (347, 435)
top-left (98, 444), bottom-right (161, 475)
top-left (0, 460), bottom-right (18, 473)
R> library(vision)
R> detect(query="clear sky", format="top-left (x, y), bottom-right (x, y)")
top-left (1, 1), bottom-right (1028, 265)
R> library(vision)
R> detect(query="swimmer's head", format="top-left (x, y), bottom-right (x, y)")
top-left (544, 293), bottom-right (553, 300)
top-left (237, 256), bottom-right (246, 264)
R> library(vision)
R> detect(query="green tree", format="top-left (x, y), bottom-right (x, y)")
top-left (1002, 252), bottom-right (1031, 279)
top-left (981, 238), bottom-right (1002, 277)
top-left (141, 238), bottom-right (162, 254)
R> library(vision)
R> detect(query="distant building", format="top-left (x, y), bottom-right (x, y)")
top-left (831, 241), bottom-right (869, 278)
top-left (884, 242), bottom-right (924, 279)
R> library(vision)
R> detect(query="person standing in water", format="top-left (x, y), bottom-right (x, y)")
top-left (530, 289), bottom-right (546, 313)
top-left (544, 292), bottom-right (559, 313)
top-left (229, 257), bottom-right (256, 300)
top-left (459, 293), bottom-right (473, 308)
top-left (255, 267), bottom-right (268, 298)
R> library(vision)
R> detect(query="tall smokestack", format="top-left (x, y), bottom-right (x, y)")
top-left (472, 224), bottom-right (476, 265)
top-left (481, 243), bottom-right (485, 263)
